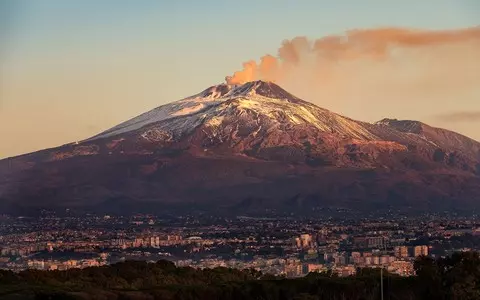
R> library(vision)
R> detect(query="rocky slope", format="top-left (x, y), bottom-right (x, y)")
top-left (1, 81), bottom-right (479, 215)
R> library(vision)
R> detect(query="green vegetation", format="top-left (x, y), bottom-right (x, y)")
top-left (0, 252), bottom-right (479, 299)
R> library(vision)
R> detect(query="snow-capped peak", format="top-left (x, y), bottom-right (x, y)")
top-left (226, 81), bottom-right (303, 103)
top-left (185, 80), bottom-right (303, 102)
top-left (88, 83), bottom-right (234, 141)
top-left (188, 84), bottom-right (234, 100)
top-left (87, 81), bottom-right (377, 142)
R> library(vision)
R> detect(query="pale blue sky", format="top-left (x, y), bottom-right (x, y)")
top-left (1, 0), bottom-right (479, 157)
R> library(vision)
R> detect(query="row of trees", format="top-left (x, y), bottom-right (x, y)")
top-left (0, 252), bottom-right (479, 299)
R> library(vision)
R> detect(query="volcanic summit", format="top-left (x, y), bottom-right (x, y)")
top-left (1, 81), bottom-right (479, 215)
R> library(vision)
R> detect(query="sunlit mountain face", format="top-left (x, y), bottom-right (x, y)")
top-left (1, 81), bottom-right (479, 216)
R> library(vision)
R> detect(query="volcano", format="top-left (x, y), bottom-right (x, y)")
top-left (1, 81), bottom-right (479, 215)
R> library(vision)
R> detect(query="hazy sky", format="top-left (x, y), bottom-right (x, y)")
top-left (1, 0), bottom-right (479, 158)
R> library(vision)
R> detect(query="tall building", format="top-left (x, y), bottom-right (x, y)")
top-left (295, 234), bottom-right (313, 249)
top-left (301, 234), bottom-right (313, 248)
top-left (334, 253), bottom-right (347, 265)
top-left (364, 256), bottom-right (373, 265)
top-left (351, 252), bottom-right (361, 258)
top-left (394, 246), bottom-right (409, 258)
top-left (165, 235), bottom-right (183, 245)
top-left (350, 252), bottom-right (364, 265)
top-left (414, 245), bottom-right (428, 257)
top-left (304, 263), bottom-right (326, 274)
top-left (380, 255), bottom-right (393, 265)
top-left (134, 238), bottom-right (143, 248)
top-left (366, 237), bottom-right (385, 249)
top-left (150, 237), bottom-right (156, 248)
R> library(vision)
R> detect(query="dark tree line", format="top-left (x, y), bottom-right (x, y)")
top-left (0, 252), bottom-right (479, 299)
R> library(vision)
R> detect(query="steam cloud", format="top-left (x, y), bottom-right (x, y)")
top-left (226, 27), bottom-right (480, 85)
top-left (224, 26), bottom-right (480, 143)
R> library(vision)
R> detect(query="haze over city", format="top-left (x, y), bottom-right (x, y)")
top-left (1, 0), bottom-right (479, 158)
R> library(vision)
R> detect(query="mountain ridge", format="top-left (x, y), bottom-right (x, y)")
top-left (0, 81), bottom-right (479, 215)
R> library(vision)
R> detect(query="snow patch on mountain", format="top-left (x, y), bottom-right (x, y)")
top-left (206, 116), bottom-right (225, 128)
top-left (89, 92), bottom-right (224, 141)
top-left (88, 81), bottom-right (380, 142)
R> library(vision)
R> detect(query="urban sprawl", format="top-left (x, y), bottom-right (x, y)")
top-left (0, 212), bottom-right (479, 278)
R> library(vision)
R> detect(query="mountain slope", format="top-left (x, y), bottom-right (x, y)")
top-left (90, 81), bottom-right (378, 143)
top-left (1, 81), bottom-right (479, 215)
